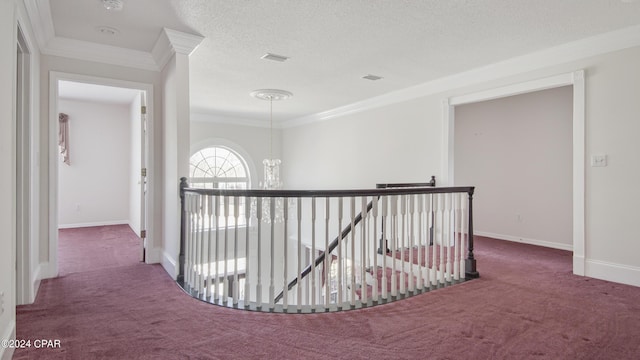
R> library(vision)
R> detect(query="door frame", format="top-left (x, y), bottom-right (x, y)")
top-left (442, 70), bottom-right (586, 276)
top-left (45, 72), bottom-right (155, 278)
top-left (15, 23), bottom-right (35, 305)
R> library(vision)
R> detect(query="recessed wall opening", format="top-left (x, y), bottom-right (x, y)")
top-left (454, 86), bottom-right (573, 251)
top-left (443, 71), bottom-right (585, 275)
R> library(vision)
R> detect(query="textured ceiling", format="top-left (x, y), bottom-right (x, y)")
top-left (47, 0), bottom-right (640, 123)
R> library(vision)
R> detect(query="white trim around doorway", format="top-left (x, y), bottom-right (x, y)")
top-left (43, 72), bottom-right (156, 279)
top-left (442, 70), bottom-right (586, 276)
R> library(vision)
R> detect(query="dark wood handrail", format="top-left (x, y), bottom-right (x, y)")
top-left (182, 185), bottom-right (471, 199)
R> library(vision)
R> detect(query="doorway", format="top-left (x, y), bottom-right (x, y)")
top-left (47, 72), bottom-right (154, 278)
top-left (442, 71), bottom-right (586, 276)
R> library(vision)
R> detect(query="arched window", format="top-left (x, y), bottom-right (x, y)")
top-left (189, 146), bottom-right (251, 227)
top-left (189, 146), bottom-right (250, 190)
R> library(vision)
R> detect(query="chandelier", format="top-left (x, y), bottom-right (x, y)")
top-left (250, 89), bottom-right (293, 223)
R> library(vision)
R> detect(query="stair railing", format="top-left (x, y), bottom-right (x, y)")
top-left (178, 177), bottom-right (478, 313)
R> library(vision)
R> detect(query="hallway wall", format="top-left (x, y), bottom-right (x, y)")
top-left (57, 99), bottom-right (131, 228)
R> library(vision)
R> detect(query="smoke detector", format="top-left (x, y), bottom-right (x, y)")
top-left (102, 0), bottom-right (124, 11)
top-left (96, 26), bottom-right (120, 36)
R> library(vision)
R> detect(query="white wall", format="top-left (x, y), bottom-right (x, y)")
top-left (454, 86), bottom-right (573, 249)
top-left (57, 99), bottom-right (131, 227)
top-left (283, 45), bottom-right (640, 287)
top-left (0, 2), bottom-right (17, 359)
top-left (129, 93), bottom-right (142, 235)
top-left (283, 96), bottom-right (442, 190)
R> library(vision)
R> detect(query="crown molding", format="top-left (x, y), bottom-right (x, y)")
top-left (23, 0), bottom-right (55, 50)
top-left (152, 28), bottom-right (204, 69)
top-left (45, 36), bottom-right (159, 70)
top-left (24, 0), bottom-right (203, 71)
top-left (282, 24), bottom-right (640, 128)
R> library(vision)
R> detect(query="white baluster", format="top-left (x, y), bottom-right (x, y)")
top-left (381, 196), bottom-right (388, 300)
top-left (245, 196), bottom-right (251, 305)
top-left (198, 195), bottom-right (205, 296)
top-left (445, 193), bottom-right (452, 283)
top-left (223, 196), bottom-right (229, 302)
top-left (416, 194), bottom-right (424, 290)
top-left (427, 194), bottom-right (438, 286)
top-left (255, 197), bottom-right (262, 308)
top-left (372, 197), bottom-right (379, 302)
top-left (453, 193), bottom-right (460, 281)
top-left (311, 198), bottom-right (317, 310)
top-left (283, 199), bottom-right (288, 310)
top-left (269, 197), bottom-right (275, 310)
top-left (460, 193), bottom-right (466, 278)
top-left (206, 195), bottom-right (213, 300)
top-left (297, 197), bottom-right (302, 311)
top-left (337, 197), bottom-right (343, 309)
top-left (185, 194), bottom-right (192, 291)
top-left (438, 194), bottom-right (445, 284)
top-left (350, 197), bottom-right (356, 307)
top-left (214, 196), bottom-right (220, 301)
top-left (191, 195), bottom-right (198, 293)
top-left (360, 196), bottom-right (368, 304)
top-left (324, 197), bottom-right (330, 310)
top-left (400, 195), bottom-right (406, 295)
top-left (233, 196), bottom-right (240, 305)
top-left (390, 195), bottom-right (398, 298)
top-left (408, 195), bottom-right (415, 292)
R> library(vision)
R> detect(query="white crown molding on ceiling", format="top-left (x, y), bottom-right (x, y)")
top-left (24, 0), bottom-right (203, 71)
top-left (281, 23), bottom-right (640, 129)
top-left (152, 28), bottom-right (204, 70)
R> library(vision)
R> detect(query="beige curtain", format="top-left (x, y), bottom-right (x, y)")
top-left (58, 113), bottom-right (70, 165)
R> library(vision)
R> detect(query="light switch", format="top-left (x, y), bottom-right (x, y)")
top-left (591, 155), bottom-right (607, 167)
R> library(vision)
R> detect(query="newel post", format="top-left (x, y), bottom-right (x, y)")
top-left (178, 177), bottom-right (188, 283)
top-left (465, 187), bottom-right (480, 279)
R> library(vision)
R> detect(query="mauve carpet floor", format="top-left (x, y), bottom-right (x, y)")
top-left (14, 226), bottom-right (640, 359)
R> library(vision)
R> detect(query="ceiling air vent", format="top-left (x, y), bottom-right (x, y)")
top-left (362, 74), bottom-right (383, 81)
top-left (261, 53), bottom-right (290, 62)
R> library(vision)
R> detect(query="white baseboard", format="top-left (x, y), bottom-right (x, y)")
top-left (58, 220), bottom-right (129, 229)
top-left (573, 255), bottom-right (585, 276)
top-left (585, 259), bottom-right (640, 288)
top-left (0, 320), bottom-right (16, 360)
top-left (145, 246), bottom-right (162, 264)
top-left (162, 251), bottom-right (178, 280)
top-left (475, 231), bottom-right (573, 251)
top-left (30, 263), bottom-right (42, 304)
top-left (39, 261), bottom-right (57, 280)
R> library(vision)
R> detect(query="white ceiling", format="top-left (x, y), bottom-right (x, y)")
top-left (41, 0), bottom-right (640, 124)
